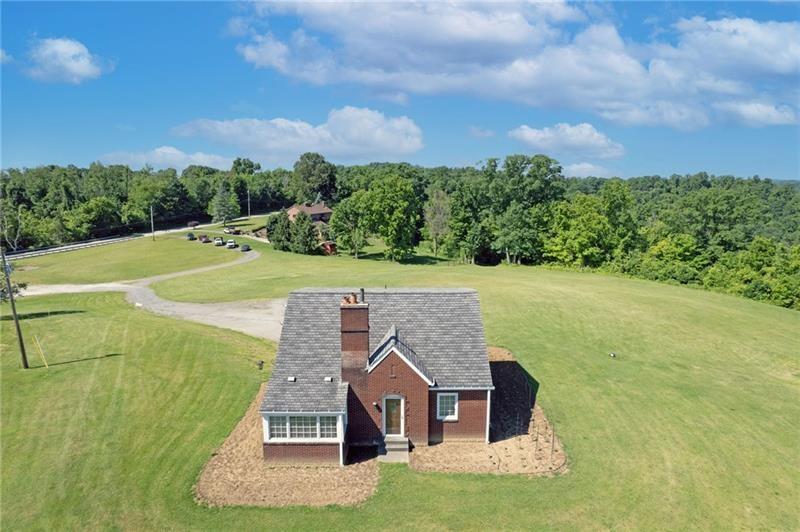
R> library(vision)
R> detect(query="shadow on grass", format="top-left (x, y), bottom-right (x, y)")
top-left (33, 353), bottom-right (124, 369)
top-left (354, 251), bottom-right (449, 265)
top-left (489, 360), bottom-right (540, 443)
top-left (1, 310), bottom-right (85, 321)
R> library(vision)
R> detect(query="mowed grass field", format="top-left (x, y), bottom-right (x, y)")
top-left (2, 239), bottom-right (799, 529)
top-left (12, 234), bottom-right (239, 285)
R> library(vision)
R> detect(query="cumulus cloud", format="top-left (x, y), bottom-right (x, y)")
top-left (172, 106), bottom-right (423, 163)
top-left (563, 162), bottom-right (613, 178)
top-left (714, 100), bottom-right (798, 126)
top-left (25, 37), bottom-right (107, 84)
top-left (509, 123), bottom-right (624, 159)
top-left (0, 49), bottom-right (12, 64)
top-left (231, 5), bottom-right (799, 129)
top-left (100, 146), bottom-right (232, 171)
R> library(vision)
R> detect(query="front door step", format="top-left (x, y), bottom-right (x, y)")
top-left (379, 436), bottom-right (409, 463)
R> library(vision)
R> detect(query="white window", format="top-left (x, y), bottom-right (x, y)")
top-left (290, 416), bottom-right (317, 438)
top-left (437, 393), bottom-right (458, 421)
top-left (269, 415), bottom-right (287, 438)
top-left (319, 416), bottom-right (337, 438)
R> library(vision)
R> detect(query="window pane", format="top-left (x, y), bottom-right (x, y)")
top-left (319, 416), bottom-right (337, 438)
top-left (290, 416), bottom-right (317, 438)
top-left (438, 394), bottom-right (456, 418)
top-left (269, 416), bottom-right (287, 438)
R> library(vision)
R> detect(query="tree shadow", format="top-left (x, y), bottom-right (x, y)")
top-left (1, 310), bottom-right (85, 321)
top-left (489, 360), bottom-right (540, 443)
top-left (34, 353), bottom-right (124, 369)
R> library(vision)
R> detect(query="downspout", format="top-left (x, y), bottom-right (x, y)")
top-left (485, 389), bottom-right (491, 444)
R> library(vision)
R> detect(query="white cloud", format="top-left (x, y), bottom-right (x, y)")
top-left (714, 100), bottom-right (798, 126)
top-left (100, 146), bottom-right (232, 171)
top-left (469, 126), bottom-right (495, 138)
top-left (564, 162), bottom-right (613, 178)
top-left (509, 122), bottom-right (624, 159)
top-left (25, 37), bottom-right (107, 84)
top-left (172, 106), bottom-right (423, 163)
top-left (231, 6), bottom-right (799, 129)
top-left (0, 49), bottom-right (12, 64)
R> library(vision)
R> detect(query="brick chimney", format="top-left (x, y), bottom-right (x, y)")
top-left (341, 290), bottom-right (369, 384)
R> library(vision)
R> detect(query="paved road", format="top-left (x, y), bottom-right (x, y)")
top-left (22, 250), bottom-right (286, 342)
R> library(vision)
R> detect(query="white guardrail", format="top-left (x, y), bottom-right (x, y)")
top-left (6, 234), bottom-right (144, 261)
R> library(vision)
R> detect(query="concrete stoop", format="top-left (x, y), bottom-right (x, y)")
top-left (378, 436), bottom-right (409, 463)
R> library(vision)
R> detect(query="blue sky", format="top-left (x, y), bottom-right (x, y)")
top-left (1, 1), bottom-right (798, 179)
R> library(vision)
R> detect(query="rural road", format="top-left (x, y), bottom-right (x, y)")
top-left (22, 250), bottom-right (287, 342)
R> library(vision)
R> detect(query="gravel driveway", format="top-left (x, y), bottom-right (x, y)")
top-left (22, 250), bottom-right (286, 341)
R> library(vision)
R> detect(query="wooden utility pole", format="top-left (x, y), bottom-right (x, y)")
top-left (1, 246), bottom-right (28, 369)
top-left (150, 204), bottom-right (155, 241)
top-left (247, 189), bottom-right (251, 219)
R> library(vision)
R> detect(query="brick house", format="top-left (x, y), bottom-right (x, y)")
top-left (260, 288), bottom-right (494, 465)
top-left (286, 201), bottom-right (333, 223)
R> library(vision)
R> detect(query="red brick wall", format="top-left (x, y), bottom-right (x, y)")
top-left (263, 443), bottom-right (340, 464)
top-left (347, 351), bottom-right (429, 447)
top-left (428, 390), bottom-right (488, 444)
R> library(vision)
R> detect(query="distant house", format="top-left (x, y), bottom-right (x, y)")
top-left (286, 201), bottom-right (333, 223)
top-left (260, 288), bottom-right (494, 465)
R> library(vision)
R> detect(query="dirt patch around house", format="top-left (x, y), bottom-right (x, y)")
top-left (411, 347), bottom-right (567, 476)
top-left (194, 384), bottom-right (379, 507)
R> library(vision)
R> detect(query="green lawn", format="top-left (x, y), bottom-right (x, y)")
top-left (12, 234), bottom-right (240, 285)
top-left (2, 243), bottom-right (799, 529)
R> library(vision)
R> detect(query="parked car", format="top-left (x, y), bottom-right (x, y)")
top-left (214, 237), bottom-right (225, 246)
top-left (187, 220), bottom-right (199, 228)
top-left (186, 232), bottom-right (196, 241)
top-left (198, 234), bottom-right (211, 243)
top-left (226, 239), bottom-right (237, 249)
top-left (240, 244), bottom-right (251, 252)
top-left (223, 226), bottom-right (241, 235)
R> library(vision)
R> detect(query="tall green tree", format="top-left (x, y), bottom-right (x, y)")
top-left (231, 157), bottom-right (261, 176)
top-left (423, 189), bottom-right (450, 257)
top-left (208, 181), bottom-right (240, 225)
top-left (330, 190), bottom-right (371, 258)
top-left (546, 194), bottom-right (613, 267)
top-left (493, 202), bottom-right (538, 264)
top-left (289, 152), bottom-right (337, 203)
top-left (269, 211), bottom-right (292, 251)
top-left (290, 211), bottom-right (319, 254)
top-left (600, 178), bottom-right (640, 256)
top-left (368, 175), bottom-right (419, 261)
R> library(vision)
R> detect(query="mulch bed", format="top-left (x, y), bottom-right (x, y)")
top-left (194, 384), bottom-right (378, 507)
top-left (410, 347), bottom-right (568, 476)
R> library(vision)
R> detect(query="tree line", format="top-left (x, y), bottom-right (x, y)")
top-left (2, 152), bottom-right (798, 309)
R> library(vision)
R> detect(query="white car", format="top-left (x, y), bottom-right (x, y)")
top-left (226, 239), bottom-right (237, 249)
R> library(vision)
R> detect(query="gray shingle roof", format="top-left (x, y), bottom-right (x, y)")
top-left (260, 288), bottom-right (494, 413)
top-left (367, 324), bottom-right (434, 384)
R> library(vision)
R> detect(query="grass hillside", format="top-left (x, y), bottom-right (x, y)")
top-left (11, 234), bottom-right (239, 285)
top-left (2, 241), bottom-right (799, 529)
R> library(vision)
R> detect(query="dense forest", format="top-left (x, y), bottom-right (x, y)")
top-left (2, 153), bottom-right (798, 309)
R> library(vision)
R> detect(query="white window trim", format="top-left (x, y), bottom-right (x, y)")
top-left (436, 392), bottom-right (459, 422)
top-left (381, 394), bottom-right (405, 436)
top-left (263, 413), bottom-right (341, 443)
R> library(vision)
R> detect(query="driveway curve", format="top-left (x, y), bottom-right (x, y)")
top-left (22, 250), bottom-right (286, 341)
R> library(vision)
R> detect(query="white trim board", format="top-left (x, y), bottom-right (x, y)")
top-left (367, 346), bottom-right (435, 386)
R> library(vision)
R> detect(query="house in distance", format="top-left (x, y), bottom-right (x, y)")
top-left (286, 201), bottom-right (333, 223)
top-left (260, 288), bottom-right (494, 465)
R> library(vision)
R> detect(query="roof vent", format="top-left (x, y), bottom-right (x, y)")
top-left (287, 376), bottom-right (296, 382)
top-left (324, 376), bottom-right (333, 382)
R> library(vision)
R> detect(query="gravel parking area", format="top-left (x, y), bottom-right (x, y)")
top-left (411, 347), bottom-right (567, 476)
top-left (194, 384), bottom-right (379, 507)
